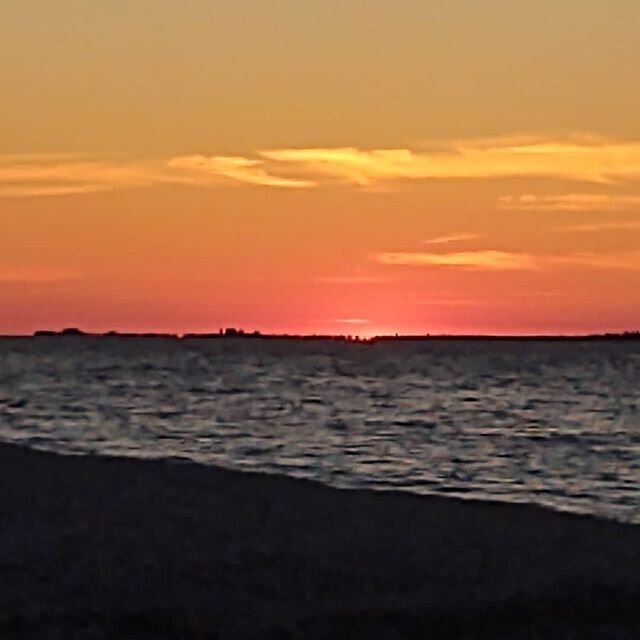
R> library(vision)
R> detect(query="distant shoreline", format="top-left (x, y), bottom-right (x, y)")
top-left (1, 328), bottom-right (639, 342)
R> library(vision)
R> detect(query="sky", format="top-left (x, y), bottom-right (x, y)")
top-left (2, 0), bottom-right (640, 335)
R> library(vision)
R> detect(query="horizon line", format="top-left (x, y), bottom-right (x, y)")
top-left (1, 327), bottom-right (638, 342)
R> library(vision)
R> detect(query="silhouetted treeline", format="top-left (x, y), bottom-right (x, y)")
top-left (33, 328), bottom-right (179, 339)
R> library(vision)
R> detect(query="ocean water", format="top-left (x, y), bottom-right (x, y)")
top-left (1, 337), bottom-right (639, 523)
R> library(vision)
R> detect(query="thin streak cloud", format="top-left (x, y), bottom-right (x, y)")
top-left (0, 156), bottom-right (156, 197)
top-left (558, 221), bottom-right (640, 233)
top-left (374, 250), bottom-right (640, 272)
top-left (167, 155), bottom-right (315, 189)
top-left (422, 233), bottom-right (480, 245)
top-left (374, 251), bottom-right (539, 271)
top-left (499, 193), bottom-right (640, 212)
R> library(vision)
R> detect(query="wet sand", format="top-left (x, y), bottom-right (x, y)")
top-left (1, 443), bottom-right (639, 638)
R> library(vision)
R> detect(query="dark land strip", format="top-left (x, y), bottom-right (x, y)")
top-left (1, 444), bottom-right (639, 638)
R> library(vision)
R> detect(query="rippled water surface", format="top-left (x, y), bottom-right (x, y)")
top-left (1, 337), bottom-right (639, 522)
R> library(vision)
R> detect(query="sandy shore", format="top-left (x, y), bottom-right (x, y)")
top-left (1, 443), bottom-right (639, 638)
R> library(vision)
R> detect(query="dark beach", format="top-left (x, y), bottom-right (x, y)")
top-left (1, 443), bottom-right (639, 639)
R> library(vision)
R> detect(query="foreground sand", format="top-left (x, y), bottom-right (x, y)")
top-left (1, 444), bottom-right (639, 639)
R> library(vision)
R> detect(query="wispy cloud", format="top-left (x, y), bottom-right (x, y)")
top-left (167, 155), bottom-right (314, 189)
top-left (0, 153), bottom-right (312, 198)
top-left (0, 154), bottom-right (156, 197)
top-left (374, 250), bottom-right (538, 271)
top-left (499, 193), bottom-right (640, 212)
top-left (0, 268), bottom-right (83, 284)
top-left (263, 134), bottom-right (640, 186)
top-left (7, 133), bottom-right (640, 197)
top-left (334, 318), bottom-right (370, 325)
top-left (422, 233), bottom-right (480, 245)
top-left (374, 250), bottom-right (640, 272)
top-left (558, 221), bottom-right (640, 233)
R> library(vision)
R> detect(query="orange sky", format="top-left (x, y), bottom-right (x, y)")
top-left (2, 1), bottom-right (640, 335)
